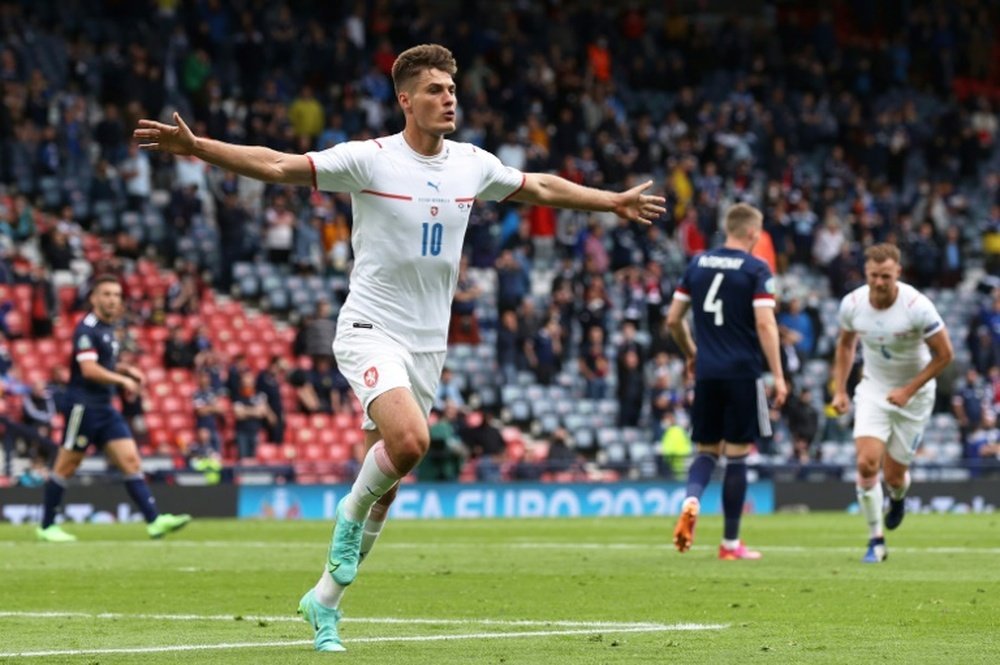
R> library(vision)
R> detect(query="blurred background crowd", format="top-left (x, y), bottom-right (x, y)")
top-left (1, 0), bottom-right (999, 486)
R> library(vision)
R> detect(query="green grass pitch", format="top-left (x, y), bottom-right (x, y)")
top-left (1, 513), bottom-right (998, 664)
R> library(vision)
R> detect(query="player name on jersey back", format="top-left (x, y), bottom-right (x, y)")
top-left (697, 255), bottom-right (745, 270)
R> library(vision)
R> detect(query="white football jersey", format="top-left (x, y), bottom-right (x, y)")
top-left (837, 282), bottom-right (945, 396)
top-left (307, 135), bottom-right (525, 351)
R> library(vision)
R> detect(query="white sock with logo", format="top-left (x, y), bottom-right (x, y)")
top-left (856, 479), bottom-right (884, 539)
top-left (343, 440), bottom-right (401, 522)
top-left (360, 502), bottom-right (390, 562)
top-left (314, 568), bottom-right (346, 609)
top-left (887, 471), bottom-right (911, 501)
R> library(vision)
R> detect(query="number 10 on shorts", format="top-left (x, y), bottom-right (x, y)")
top-left (422, 222), bottom-right (443, 256)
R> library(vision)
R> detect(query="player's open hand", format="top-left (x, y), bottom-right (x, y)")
top-left (831, 391), bottom-right (851, 415)
top-left (133, 112), bottom-right (197, 156)
top-left (613, 180), bottom-right (666, 224)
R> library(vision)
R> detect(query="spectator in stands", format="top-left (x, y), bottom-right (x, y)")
top-left (617, 348), bottom-right (646, 427)
top-left (287, 359), bottom-right (321, 413)
top-left (419, 404), bottom-right (467, 481)
top-left (167, 268), bottom-right (201, 316)
top-left (953, 368), bottom-right (988, 442)
top-left (659, 409), bottom-right (692, 480)
top-left (232, 370), bottom-right (272, 459)
top-left (1, 380), bottom-right (58, 477)
top-left (784, 387), bottom-right (820, 465)
top-left (310, 355), bottom-right (352, 415)
top-left (525, 315), bottom-right (563, 386)
top-left (495, 249), bottom-right (529, 314)
top-left (193, 370), bottom-right (225, 454)
top-left (448, 256), bottom-right (481, 345)
top-left (295, 300), bottom-right (337, 360)
top-left (433, 366), bottom-right (464, 411)
top-left (545, 427), bottom-right (584, 475)
top-left (778, 297), bottom-right (816, 360)
top-left (214, 180), bottom-right (252, 293)
top-left (120, 143), bottom-right (152, 213)
top-left (263, 193), bottom-right (296, 265)
top-left (495, 309), bottom-right (521, 385)
top-left (163, 325), bottom-right (194, 369)
top-left (256, 356), bottom-right (286, 444)
top-left (579, 326), bottom-right (610, 399)
top-left (29, 266), bottom-right (57, 338)
top-left (965, 409), bottom-right (1000, 477)
top-left (578, 280), bottom-right (610, 339)
top-left (225, 354), bottom-right (251, 398)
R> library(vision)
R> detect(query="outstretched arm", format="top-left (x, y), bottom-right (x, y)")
top-left (509, 174), bottom-right (666, 223)
top-left (133, 112), bottom-right (314, 187)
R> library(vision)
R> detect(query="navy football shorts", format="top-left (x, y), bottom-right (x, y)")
top-left (61, 403), bottom-right (133, 451)
top-left (690, 377), bottom-right (772, 444)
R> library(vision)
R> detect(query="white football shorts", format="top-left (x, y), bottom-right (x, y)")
top-left (852, 379), bottom-right (934, 466)
top-left (333, 322), bottom-right (447, 431)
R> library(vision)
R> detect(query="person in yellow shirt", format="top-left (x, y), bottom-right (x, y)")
top-left (289, 85), bottom-right (325, 141)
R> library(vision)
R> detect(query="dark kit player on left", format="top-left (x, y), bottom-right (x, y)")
top-left (36, 275), bottom-right (191, 542)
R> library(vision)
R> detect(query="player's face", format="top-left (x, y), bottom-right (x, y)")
top-left (90, 283), bottom-right (123, 322)
top-left (401, 68), bottom-right (457, 136)
top-left (865, 259), bottom-right (900, 298)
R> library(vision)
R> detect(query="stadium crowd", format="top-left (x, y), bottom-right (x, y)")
top-left (1, 0), bottom-right (999, 483)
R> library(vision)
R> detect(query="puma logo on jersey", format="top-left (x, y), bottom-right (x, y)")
top-left (427, 180), bottom-right (441, 192)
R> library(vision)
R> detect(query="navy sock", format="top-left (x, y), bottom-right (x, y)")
top-left (41, 476), bottom-right (67, 529)
top-left (685, 453), bottom-right (718, 500)
top-left (124, 474), bottom-right (159, 523)
top-left (723, 457), bottom-right (748, 540)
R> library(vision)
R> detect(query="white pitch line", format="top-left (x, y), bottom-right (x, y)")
top-left (0, 611), bottom-right (666, 628)
top-left (2, 540), bottom-right (999, 554)
top-left (0, 624), bottom-right (727, 658)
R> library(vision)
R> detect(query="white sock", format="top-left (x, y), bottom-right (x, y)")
top-left (314, 567), bottom-right (347, 609)
top-left (856, 482), bottom-right (884, 539)
top-left (887, 471), bottom-right (911, 501)
top-left (343, 440), bottom-right (401, 522)
top-left (722, 538), bottom-right (741, 550)
top-left (360, 505), bottom-right (389, 562)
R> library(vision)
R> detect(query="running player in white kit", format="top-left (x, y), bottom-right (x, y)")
top-left (134, 44), bottom-right (666, 651)
top-left (831, 243), bottom-right (953, 563)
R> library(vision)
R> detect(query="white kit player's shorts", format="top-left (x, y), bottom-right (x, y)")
top-left (853, 379), bottom-right (934, 465)
top-left (333, 322), bottom-right (447, 431)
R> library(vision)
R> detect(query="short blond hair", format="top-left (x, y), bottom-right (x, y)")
top-left (864, 243), bottom-right (901, 264)
top-left (391, 44), bottom-right (457, 94)
top-left (724, 203), bottom-right (763, 239)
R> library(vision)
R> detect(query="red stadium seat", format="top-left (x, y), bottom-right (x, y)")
top-left (309, 413), bottom-right (331, 430)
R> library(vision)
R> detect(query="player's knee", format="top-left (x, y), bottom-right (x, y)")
top-left (388, 429), bottom-right (430, 469)
top-left (856, 457), bottom-right (880, 479)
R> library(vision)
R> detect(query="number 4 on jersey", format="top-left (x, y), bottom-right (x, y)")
top-left (703, 272), bottom-right (725, 326)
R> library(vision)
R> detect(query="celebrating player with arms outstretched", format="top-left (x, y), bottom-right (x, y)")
top-left (135, 43), bottom-right (665, 652)
top-left (832, 243), bottom-right (953, 562)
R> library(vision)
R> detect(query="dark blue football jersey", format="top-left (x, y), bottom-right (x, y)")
top-left (67, 312), bottom-right (121, 406)
top-left (673, 247), bottom-right (776, 379)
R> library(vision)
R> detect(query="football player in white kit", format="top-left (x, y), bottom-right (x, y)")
top-left (135, 44), bottom-right (666, 651)
top-left (831, 243), bottom-right (953, 563)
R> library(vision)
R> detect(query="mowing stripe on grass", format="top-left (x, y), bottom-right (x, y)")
top-left (0, 623), bottom-right (728, 658)
top-left (0, 611), bottom-right (668, 628)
